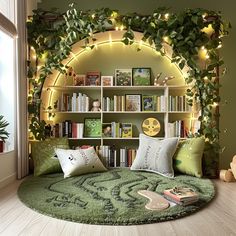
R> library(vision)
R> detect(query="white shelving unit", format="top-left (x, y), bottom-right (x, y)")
top-left (45, 84), bottom-right (195, 145)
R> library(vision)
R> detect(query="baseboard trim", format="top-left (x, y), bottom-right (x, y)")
top-left (0, 173), bottom-right (17, 189)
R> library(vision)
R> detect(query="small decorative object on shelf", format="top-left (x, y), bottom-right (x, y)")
top-left (132, 68), bottom-right (151, 86)
top-left (86, 71), bottom-right (100, 86)
top-left (154, 72), bottom-right (162, 86)
top-left (115, 69), bottom-right (132, 86)
top-left (65, 66), bottom-right (77, 86)
top-left (142, 117), bottom-right (160, 137)
top-left (125, 94), bottom-right (141, 111)
top-left (101, 76), bottom-right (113, 86)
top-left (90, 99), bottom-right (101, 112)
top-left (73, 74), bottom-right (86, 86)
top-left (156, 75), bottom-right (175, 86)
top-left (84, 118), bottom-right (102, 137)
top-left (142, 95), bottom-right (155, 111)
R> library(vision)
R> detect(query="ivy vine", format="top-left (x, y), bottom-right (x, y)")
top-left (27, 4), bottom-right (230, 157)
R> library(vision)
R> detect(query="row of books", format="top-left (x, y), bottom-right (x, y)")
top-left (102, 122), bottom-right (132, 138)
top-left (101, 146), bottom-right (137, 167)
top-left (168, 96), bottom-right (191, 112)
top-left (57, 93), bottom-right (90, 112)
top-left (166, 120), bottom-right (188, 138)
top-left (52, 121), bottom-right (84, 138)
top-left (163, 187), bottom-right (199, 206)
top-left (109, 96), bottom-right (125, 111)
top-left (103, 95), bottom-right (166, 112)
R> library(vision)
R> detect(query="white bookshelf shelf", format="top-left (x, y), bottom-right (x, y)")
top-left (68, 137), bottom-right (101, 140)
top-left (47, 85), bottom-right (101, 91)
top-left (43, 111), bottom-right (101, 114)
top-left (103, 111), bottom-right (165, 114)
top-left (102, 137), bottom-right (139, 140)
top-left (168, 111), bottom-right (192, 114)
top-left (103, 85), bottom-right (166, 90)
top-left (45, 84), bottom-right (196, 141)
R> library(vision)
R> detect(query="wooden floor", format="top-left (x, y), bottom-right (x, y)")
top-left (0, 179), bottom-right (236, 236)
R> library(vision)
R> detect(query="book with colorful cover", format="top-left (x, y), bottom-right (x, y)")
top-left (164, 187), bottom-right (198, 202)
top-left (164, 195), bottom-right (198, 206)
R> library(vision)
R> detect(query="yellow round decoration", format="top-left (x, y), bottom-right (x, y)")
top-left (142, 118), bottom-right (161, 137)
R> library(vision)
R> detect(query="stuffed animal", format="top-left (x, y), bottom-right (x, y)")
top-left (219, 155), bottom-right (236, 182)
top-left (230, 155), bottom-right (236, 179)
top-left (91, 100), bottom-right (101, 111)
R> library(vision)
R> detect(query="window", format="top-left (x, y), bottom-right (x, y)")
top-left (0, 1), bottom-right (17, 152)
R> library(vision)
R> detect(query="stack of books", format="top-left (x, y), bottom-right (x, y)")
top-left (163, 187), bottom-right (199, 206)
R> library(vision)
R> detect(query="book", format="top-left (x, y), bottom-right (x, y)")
top-left (164, 195), bottom-right (198, 206)
top-left (164, 187), bottom-right (198, 202)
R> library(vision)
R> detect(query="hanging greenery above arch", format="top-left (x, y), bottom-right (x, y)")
top-left (27, 3), bottom-right (231, 174)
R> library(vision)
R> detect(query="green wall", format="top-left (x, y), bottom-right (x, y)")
top-left (38, 0), bottom-right (236, 169)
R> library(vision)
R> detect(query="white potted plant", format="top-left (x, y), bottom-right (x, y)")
top-left (0, 115), bottom-right (10, 152)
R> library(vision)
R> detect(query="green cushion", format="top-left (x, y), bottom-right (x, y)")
top-left (173, 137), bottom-right (205, 178)
top-left (31, 138), bottom-right (69, 176)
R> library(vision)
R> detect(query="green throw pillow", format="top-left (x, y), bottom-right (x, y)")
top-left (31, 138), bottom-right (69, 176)
top-left (173, 137), bottom-right (205, 178)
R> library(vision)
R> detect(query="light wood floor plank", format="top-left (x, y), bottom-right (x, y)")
top-left (0, 180), bottom-right (235, 236)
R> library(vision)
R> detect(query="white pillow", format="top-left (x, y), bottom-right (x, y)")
top-left (130, 134), bottom-right (179, 178)
top-left (55, 147), bottom-right (107, 178)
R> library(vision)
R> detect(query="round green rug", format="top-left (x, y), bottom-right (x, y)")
top-left (18, 168), bottom-right (215, 225)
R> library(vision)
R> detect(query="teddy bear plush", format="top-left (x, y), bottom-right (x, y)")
top-left (91, 100), bottom-right (101, 111)
top-left (230, 155), bottom-right (236, 179)
top-left (220, 155), bottom-right (236, 182)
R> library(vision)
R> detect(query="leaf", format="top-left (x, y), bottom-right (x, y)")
top-left (174, 159), bottom-right (182, 166)
top-left (191, 15), bottom-right (198, 25)
top-left (179, 60), bottom-right (185, 70)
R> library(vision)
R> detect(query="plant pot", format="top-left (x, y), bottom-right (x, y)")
top-left (0, 140), bottom-right (3, 152)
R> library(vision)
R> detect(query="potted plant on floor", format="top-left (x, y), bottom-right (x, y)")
top-left (0, 115), bottom-right (10, 152)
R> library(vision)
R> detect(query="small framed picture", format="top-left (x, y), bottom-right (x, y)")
top-left (86, 71), bottom-right (100, 86)
top-left (73, 74), bottom-right (86, 86)
top-left (142, 95), bottom-right (155, 111)
top-left (125, 94), bottom-right (141, 112)
top-left (115, 69), bottom-right (132, 86)
top-left (132, 68), bottom-right (151, 86)
top-left (84, 118), bottom-right (102, 137)
top-left (121, 123), bottom-right (132, 138)
top-left (101, 76), bottom-right (113, 86)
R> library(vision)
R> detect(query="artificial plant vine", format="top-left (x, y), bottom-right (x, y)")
top-left (27, 4), bottom-right (230, 174)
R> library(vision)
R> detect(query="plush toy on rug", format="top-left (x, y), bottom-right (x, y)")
top-left (219, 155), bottom-right (236, 182)
top-left (230, 155), bottom-right (236, 179)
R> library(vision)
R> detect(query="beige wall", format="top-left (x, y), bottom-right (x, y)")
top-left (38, 0), bottom-right (236, 168)
top-left (0, 151), bottom-right (16, 189)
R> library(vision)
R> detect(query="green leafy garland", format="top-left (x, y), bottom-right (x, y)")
top-left (27, 4), bottom-right (230, 153)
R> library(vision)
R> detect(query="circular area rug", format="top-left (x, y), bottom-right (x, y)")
top-left (18, 168), bottom-right (215, 225)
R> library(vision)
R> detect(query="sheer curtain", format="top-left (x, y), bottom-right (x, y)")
top-left (0, 0), bottom-right (29, 179)
top-left (16, 0), bottom-right (28, 179)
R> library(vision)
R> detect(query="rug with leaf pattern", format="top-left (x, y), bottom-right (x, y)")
top-left (17, 168), bottom-right (215, 225)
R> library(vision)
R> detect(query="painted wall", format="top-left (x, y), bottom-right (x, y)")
top-left (38, 0), bottom-right (236, 168)
top-left (0, 151), bottom-right (16, 189)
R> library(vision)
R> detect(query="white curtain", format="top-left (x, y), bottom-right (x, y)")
top-left (16, 0), bottom-right (29, 179)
